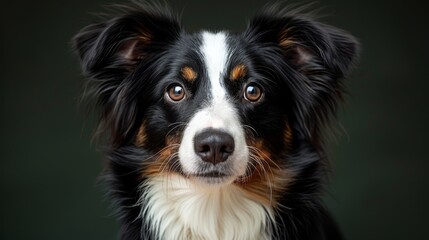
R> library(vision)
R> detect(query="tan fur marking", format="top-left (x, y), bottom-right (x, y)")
top-left (181, 66), bottom-right (198, 82)
top-left (136, 121), bottom-right (147, 147)
top-left (138, 34), bottom-right (151, 43)
top-left (236, 139), bottom-right (293, 207)
top-left (279, 28), bottom-right (296, 48)
top-left (136, 27), bottom-right (152, 43)
top-left (284, 122), bottom-right (293, 147)
top-left (230, 64), bottom-right (247, 81)
top-left (143, 136), bottom-right (180, 177)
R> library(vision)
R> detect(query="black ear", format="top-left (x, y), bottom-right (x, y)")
top-left (245, 8), bottom-right (358, 79)
top-left (73, 4), bottom-right (181, 79)
top-left (245, 8), bottom-right (359, 139)
top-left (72, 4), bottom-right (181, 145)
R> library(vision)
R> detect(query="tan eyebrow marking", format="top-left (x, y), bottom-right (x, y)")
top-left (181, 66), bottom-right (198, 82)
top-left (230, 64), bottom-right (247, 81)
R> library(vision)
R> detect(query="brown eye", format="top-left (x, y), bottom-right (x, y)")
top-left (166, 84), bottom-right (186, 102)
top-left (244, 84), bottom-right (263, 102)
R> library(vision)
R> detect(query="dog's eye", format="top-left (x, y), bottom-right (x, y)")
top-left (244, 84), bottom-right (263, 102)
top-left (166, 84), bottom-right (186, 102)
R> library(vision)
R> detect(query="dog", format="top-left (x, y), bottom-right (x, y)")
top-left (73, 2), bottom-right (358, 239)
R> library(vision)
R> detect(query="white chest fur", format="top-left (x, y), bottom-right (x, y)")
top-left (140, 175), bottom-right (274, 240)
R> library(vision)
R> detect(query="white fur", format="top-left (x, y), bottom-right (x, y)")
top-left (141, 175), bottom-right (274, 240)
top-left (178, 32), bottom-right (249, 182)
top-left (200, 31), bottom-right (228, 102)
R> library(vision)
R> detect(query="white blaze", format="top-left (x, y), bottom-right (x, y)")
top-left (178, 32), bottom-right (248, 179)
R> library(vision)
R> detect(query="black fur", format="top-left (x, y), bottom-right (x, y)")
top-left (73, 2), bottom-right (358, 239)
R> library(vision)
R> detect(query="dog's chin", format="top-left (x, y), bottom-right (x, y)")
top-left (188, 172), bottom-right (237, 186)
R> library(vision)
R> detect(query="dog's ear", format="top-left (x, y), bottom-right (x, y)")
top-left (73, 5), bottom-right (181, 80)
top-left (245, 8), bottom-right (359, 139)
top-left (72, 4), bottom-right (181, 146)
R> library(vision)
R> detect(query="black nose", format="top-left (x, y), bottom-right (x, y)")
top-left (194, 129), bottom-right (235, 165)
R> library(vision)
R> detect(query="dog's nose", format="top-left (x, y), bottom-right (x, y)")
top-left (194, 129), bottom-right (235, 164)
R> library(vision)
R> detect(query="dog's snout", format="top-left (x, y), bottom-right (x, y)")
top-left (194, 129), bottom-right (235, 164)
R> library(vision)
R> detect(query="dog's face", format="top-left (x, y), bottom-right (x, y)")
top-left (171, 32), bottom-right (288, 186)
top-left (126, 30), bottom-right (289, 187)
top-left (74, 5), bottom-right (357, 195)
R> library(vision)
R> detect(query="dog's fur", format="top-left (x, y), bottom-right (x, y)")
top-left (73, 2), bottom-right (358, 240)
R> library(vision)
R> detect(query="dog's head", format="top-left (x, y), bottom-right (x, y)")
top-left (73, 3), bottom-right (357, 200)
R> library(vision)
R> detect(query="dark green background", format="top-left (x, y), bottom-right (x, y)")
top-left (1, 0), bottom-right (428, 239)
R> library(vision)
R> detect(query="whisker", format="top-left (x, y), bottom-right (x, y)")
top-left (247, 146), bottom-right (276, 203)
top-left (114, 144), bottom-right (179, 177)
top-left (238, 158), bottom-right (257, 183)
top-left (248, 146), bottom-right (281, 170)
top-left (166, 122), bottom-right (187, 138)
top-left (242, 124), bottom-right (258, 137)
top-left (157, 145), bottom-right (180, 174)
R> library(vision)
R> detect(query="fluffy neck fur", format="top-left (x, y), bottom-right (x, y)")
top-left (140, 175), bottom-right (275, 240)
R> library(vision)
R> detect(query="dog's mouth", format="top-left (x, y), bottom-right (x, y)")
top-left (188, 170), bottom-right (236, 185)
top-left (192, 171), bottom-right (228, 178)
